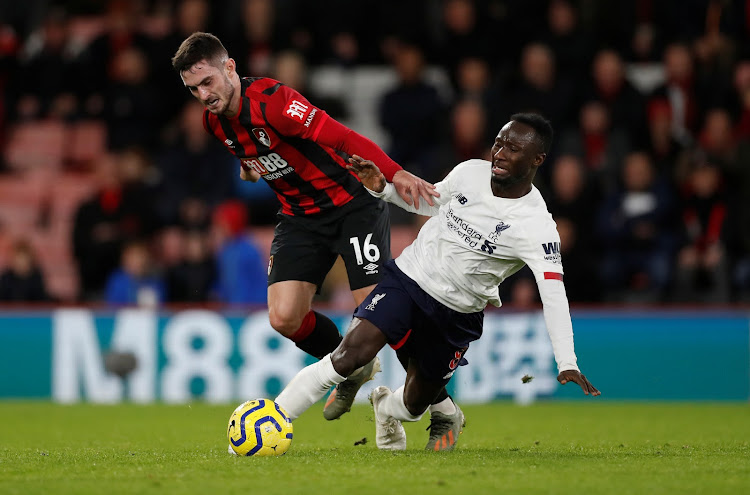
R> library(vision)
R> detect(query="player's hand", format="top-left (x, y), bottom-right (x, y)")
top-left (347, 155), bottom-right (387, 193)
top-left (240, 167), bottom-right (261, 182)
top-left (391, 169), bottom-right (439, 209)
top-left (557, 370), bottom-right (600, 396)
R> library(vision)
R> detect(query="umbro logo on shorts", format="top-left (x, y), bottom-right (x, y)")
top-left (363, 263), bottom-right (378, 275)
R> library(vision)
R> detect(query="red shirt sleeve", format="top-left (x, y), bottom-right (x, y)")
top-left (313, 116), bottom-right (403, 181)
top-left (263, 83), bottom-right (403, 181)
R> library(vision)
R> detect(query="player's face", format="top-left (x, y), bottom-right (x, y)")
top-left (181, 58), bottom-right (236, 115)
top-left (490, 121), bottom-right (544, 188)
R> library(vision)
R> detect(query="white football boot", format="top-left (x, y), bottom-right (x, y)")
top-left (369, 385), bottom-right (407, 451)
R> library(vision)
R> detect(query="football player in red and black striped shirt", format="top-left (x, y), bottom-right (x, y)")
top-left (172, 32), bottom-right (443, 420)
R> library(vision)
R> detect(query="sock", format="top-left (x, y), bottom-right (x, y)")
top-left (290, 311), bottom-right (342, 359)
top-left (429, 396), bottom-right (456, 415)
top-left (377, 386), bottom-right (423, 423)
top-left (275, 354), bottom-right (346, 420)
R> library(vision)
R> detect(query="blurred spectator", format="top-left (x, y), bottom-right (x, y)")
top-left (505, 42), bottom-right (576, 132)
top-left (697, 107), bottom-right (740, 176)
top-left (732, 60), bottom-right (750, 140)
top-left (692, 0), bottom-right (737, 89)
top-left (555, 216), bottom-right (600, 303)
top-left (435, 0), bottom-right (493, 76)
top-left (545, 154), bottom-right (601, 250)
top-left (379, 40), bottom-right (445, 182)
top-left (272, 49), bottom-right (347, 119)
top-left (10, 8), bottom-right (84, 122)
top-left (103, 46), bottom-right (164, 150)
top-left (105, 239), bottom-right (165, 306)
top-left (176, 197), bottom-right (213, 232)
top-left (152, 0), bottom-right (213, 119)
top-left (0, 239), bottom-right (49, 302)
top-left (585, 48), bottom-right (648, 146)
top-left (165, 228), bottom-right (217, 302)
top-left (72, 151), bottom-right (154, 300)
top-left (645, 98), bottom-right (691, 182)
top-left (542, 0), bottom-right (593, 77)
top-left (596, 152), bottom-right (678, 301)
top-left (155, 100), bottom-right (237, 225)
top-left (212, 200), bottom-right (267, 305)
top-left (557, 100), bottom-right (631, 194)
top-left (231, 0), bottom-right (285, 76)
top-left (78, 0), bottom-right (153, 109)
top-left (437, 98), bottom-right (490, 179)
top-left (452, 56), bottom-right (506, 140)
top-left (673, 161), bottom-right (730, 303)
top-left (0, 23), bottom-right (20, 153)
top-left (650, 43), bottom-right (703, 145)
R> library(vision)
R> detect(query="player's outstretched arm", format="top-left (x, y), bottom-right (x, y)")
top-left (347, 155), bottom-right (386, 192)
top-left (348, 155), bottom-right (441, 216)
top-left (391, 169), bottom-right (439, 209)
top-left (557, 370), bottom-right (600, 396)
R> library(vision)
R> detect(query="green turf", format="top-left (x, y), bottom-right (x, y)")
top-left (0, 401), bottom-right (748, 494)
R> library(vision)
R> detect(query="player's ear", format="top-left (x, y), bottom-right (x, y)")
top-left (225, 58), bottom-right (236, 75)
top-left (534, 152), bottom-right (546, 167)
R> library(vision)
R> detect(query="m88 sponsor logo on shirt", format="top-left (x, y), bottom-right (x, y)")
top-left (240, 153), bottom-right (295, 179)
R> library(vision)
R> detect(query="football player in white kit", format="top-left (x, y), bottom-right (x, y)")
top-left (275, 113), bottom-right (600, 451)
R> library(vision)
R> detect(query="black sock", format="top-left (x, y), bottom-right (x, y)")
top-left (292, 310), bottom-right (343, 359)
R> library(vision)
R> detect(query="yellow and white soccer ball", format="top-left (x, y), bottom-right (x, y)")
top-left (227, 399), bottom-right (293, 456)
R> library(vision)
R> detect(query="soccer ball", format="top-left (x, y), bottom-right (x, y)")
top-left (227, 399), bottom-right (293, 456)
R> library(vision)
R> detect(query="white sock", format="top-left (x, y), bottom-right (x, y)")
top-left (377, 386), bottom-right (423, 423)
top-left (429, 397), bottom-right (456, 415)
top-left (275, 354), bottom-right (345, 420)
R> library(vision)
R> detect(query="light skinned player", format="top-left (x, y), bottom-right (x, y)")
top-left (275, 113), bottom-right (600, 451)
top-left (172, 32), bottom-right (449, 421)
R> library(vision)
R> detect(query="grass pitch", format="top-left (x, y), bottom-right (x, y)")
top-left (0, 401), bottom-right (748, 495)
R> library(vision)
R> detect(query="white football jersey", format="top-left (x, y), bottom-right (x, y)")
top-left (371, 159), bottom-right (579, 371)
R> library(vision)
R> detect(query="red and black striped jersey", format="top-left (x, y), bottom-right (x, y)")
top-left (203, 77), bottom-right (367, 217)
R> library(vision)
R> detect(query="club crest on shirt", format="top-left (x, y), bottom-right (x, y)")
top-left (252, 128), bottom-right (271, 147)
top-left (488, 221), bottom-right (511, 242)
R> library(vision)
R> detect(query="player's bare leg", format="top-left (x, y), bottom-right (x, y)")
top-left (275, 317), bottom-right (387, 419)
top-left (268, 280), bottom-right (350, 358)
top-left (323, 284), bottom-right (383, 420)
top-left (401, 361), bottom-right (465, 452)
top-left (268, 281), bottom-right (381, 419)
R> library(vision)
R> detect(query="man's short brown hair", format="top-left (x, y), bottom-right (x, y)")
top-left (172, 32), bottom-right (228, 73)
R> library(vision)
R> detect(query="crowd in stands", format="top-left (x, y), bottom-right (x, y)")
top-left (1, 0), bottom-right (750, 306)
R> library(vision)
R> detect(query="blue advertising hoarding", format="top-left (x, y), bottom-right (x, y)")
top-left (0, 308), bottom-right (747, 403)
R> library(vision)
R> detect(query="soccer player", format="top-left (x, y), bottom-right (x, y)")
top-left (275, 113), bottom-right (601, 451)
top-left (171, 32), bottom-right (442, 420)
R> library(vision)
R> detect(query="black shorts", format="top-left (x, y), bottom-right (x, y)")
top-left (268, 194), bottom-right (391, 291)
top-left (353, 260), bottom-right (484, 381)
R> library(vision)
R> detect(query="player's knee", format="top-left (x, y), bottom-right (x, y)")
top-left (268, 307), bottom-right (303, 337)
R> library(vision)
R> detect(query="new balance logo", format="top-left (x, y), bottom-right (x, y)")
top-left (224, 139), bottom-right (235, 148)
top-left (365, 293), bottom-right (385, 311)
top-left (456, 193), bottom-right (468, 205)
